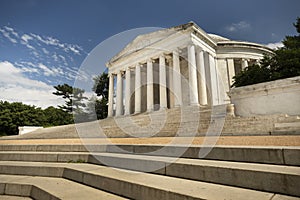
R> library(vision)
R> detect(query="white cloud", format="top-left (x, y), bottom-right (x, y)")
top-left (52, 53), bottom-right (59, 62)
top-left (38, 63), bottom-right (55, 76)
top-left (0, 25), bottom-right (86, 85)
top-left (0, 61), bottom-right (64, 108)
top-left (16, 63), bottom-right (39, 73)
top-left (42, 48), bottom-right (49, 54)
top-left (38, 63), bottom-right (64, 77)
top-left (32, 51), bottom-right (40, 58)
top-left (21, 34), bottom-right (33, 43)
top-left (4, 26), bottom-right (19, 38)
top-left (265, 42), bottom-right (284, 49)
top-left (0, 28), bottom-right (18, 43)
top-left (20, 33), bottom-right (37, 52)
top-left (226, 21), bottom-right (251, 32)
top-left (30, 33), bottom-right (83, 55)
top-left (0, 25), bottom-right (84, 56)
top-left (58, 54), bottom-right (67, 65)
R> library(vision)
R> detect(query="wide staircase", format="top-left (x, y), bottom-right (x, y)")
top-left (5, 106), bottom-right (300, 140)
top-left (1, 105), bottom-right (300, 199)
top-left (0, 143), bottom-right (299, 199)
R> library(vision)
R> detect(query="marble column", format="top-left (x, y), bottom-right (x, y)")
top-left (116, 71), bottom-right (123, 116)
top-left (135, 64), bottom-right (142, 114)
top-left (208, 53), bottom-right (219, 105)
top-left (147, 59), bottom-right (154, 111)
top-left (226, 58), bottom-right (235, 87)
top-left (188, 45), bottom-right (199, 105)
top-left (172, 49), bottom-right (182, 107)
top-left (107, 74), bottom-right (114, 117)
top-left (124, 68), bottom-right (131, 115)
top-left (159, 55), bottom-right (167, 109)
top-left (241, 59), bottom-right (248, 70)
top-left (196, 48), bottom-right (208, 105)
top-left (168, 59), bottom-right (174, 108)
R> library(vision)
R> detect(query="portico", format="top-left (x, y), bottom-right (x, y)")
top-left (106, 22), bottom-right (273, 117)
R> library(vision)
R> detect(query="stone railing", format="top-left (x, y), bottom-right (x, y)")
top-left (229, 76), bottom-right (300, 117)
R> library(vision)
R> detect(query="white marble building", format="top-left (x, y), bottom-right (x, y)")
top-left (106, 22), bottom-right (273, 117)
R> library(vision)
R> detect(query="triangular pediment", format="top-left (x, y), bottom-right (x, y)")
top-left (108, 25), bottom-right (188, 64)
top-left (107, 22), bottom-right (217, 67)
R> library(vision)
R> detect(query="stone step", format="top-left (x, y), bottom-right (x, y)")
top-left (274, 122), bottom-right (300, 135)
top-left (0, 144), bottom-right (299, 165)
top-left (0, 195), bottom-right (32, 200)
top-left (0, 161), bottom-right (297, 200)
top-left (277, 115), bottom-right (300, 123)
top-left (0, 174), bottom-right (126, 200)
top-left (0, 151), bottom-right (299, 196)
top-left (89, 153), bottom-right (300, 196)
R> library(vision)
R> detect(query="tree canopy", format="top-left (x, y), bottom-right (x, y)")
top-left (53, 83), bottom-right (88, 113)
top-left (91, 72), bottom-right (109, 119)
top-left (232, 17), bottom-right (300, 87)
top-left (0, 101), bottom-right (73, 136)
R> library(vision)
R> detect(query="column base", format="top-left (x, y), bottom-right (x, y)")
top-left (146, 109), bottom-right (154, 113)
top-left (134, 111), bottom-right (141, 115)
top-left (159, 107), bottom-right (167, 111)
top-left (199, 104), bottom-right (208, 108)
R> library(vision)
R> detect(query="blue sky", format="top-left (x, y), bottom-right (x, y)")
top-left (0, 0), bottom-right (299, 108)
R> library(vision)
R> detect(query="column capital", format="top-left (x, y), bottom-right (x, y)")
top-left (117, 70), bottom-right (126, 77)
top-left (187, 43), bottom-right (195, 48)
top-left (196, 46), bottom-right (204, 53)
top-left (186, 41), bottom-right (196, 48)
top-left (164, 53), bottom-right (172, 60)
top-left (136, 63), bottom-right (144, 67)
top-left (172, 48), bottom-right (181, 56)
top-left (159, 54), bottom-right (165, 59)
top-left (147, 58), bottom-right (155, 63)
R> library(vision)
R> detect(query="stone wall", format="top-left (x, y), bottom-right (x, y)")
top-left (229, 76), bottom-right (300, 117)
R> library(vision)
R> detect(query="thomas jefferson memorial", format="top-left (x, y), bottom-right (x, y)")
top-left (106, 22), bottom-right (273, 117)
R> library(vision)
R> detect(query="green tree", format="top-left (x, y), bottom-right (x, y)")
top-left (0, 101), bottom-right (76, 136)
top-left (43, 106), bottom-right (73, 126)
top-left (93, 72), bottom-right (109, 100)
top-left (0, 101), bottom-right (45, 136)
top-left (232, 17), bottom-right (300, 87)
top-left (272, 18), bottom-right (300, 79)
top-left (53, 84), bottom-right (73, 112)
top-left (53, 84), bottom-right (88, 113)
top-left (92, 72), bottom-right (109, 119)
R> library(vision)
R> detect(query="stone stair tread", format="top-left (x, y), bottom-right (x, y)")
top-left (92, 152), bottom-right (300, 175)
top-left (0, 174), bottom-right (127, 200)
top-left (0, 151), bottom-right (299, 175)
top-left (272, 195), bottom-right (300, 200)
top-left (0, 195), bottom-right (32, 200)
top-left (1, 151), bottom-right (299, 196)
top-left (0, 161), bottom-right (281, 200)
